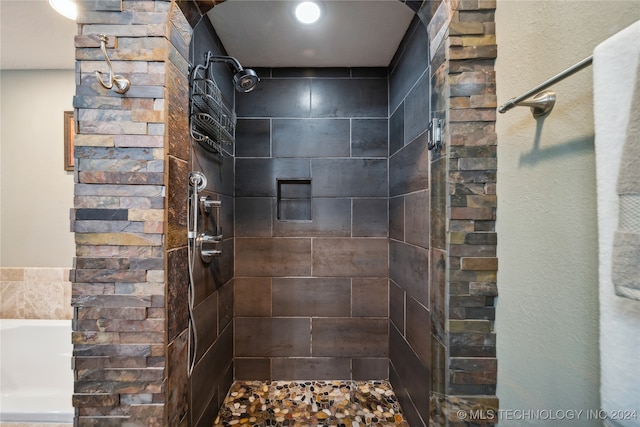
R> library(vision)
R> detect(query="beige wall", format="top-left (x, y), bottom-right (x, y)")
top-left (0, 70), bottom-right (75, 267)
top-left (495, 1), bottom-right (639, 424)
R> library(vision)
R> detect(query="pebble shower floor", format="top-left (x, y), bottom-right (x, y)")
top-left (213, 380), bottom-right (409, 427)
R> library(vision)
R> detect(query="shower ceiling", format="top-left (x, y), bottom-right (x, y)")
top-left (207, 0), bottom-right (416, 68)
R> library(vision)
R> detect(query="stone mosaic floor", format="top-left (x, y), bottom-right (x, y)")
top-left (214, 380), bottom-right (409, 427)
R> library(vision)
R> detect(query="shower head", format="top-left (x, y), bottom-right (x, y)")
top-left (233, 68), bottom-right (260, 93)
top-left (205, 53), bottom-right (260, 93)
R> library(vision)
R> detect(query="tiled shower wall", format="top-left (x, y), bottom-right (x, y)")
top-left (177, 16), bottom-right (235, 427)
top-left (387, 14), bottom-right (434, 427)
top-left (233, 67), bottom-right (390, 381)
top-left (0, 268), bottom-right (72, 319)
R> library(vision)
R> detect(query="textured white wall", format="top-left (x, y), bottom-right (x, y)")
top-left (0, 70), bottom-right (75, 267)
top-left (495, 1), bottom-right (639, 425)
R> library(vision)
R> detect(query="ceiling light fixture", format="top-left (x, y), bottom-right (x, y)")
top-left (49, 0), bottom-right (77, 21)
top-left (295, 1), bottom-right (321, 25)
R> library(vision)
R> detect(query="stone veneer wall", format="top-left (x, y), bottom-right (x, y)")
top-left (429, 0), bottom-right (499, 425)
top-left (70, 0), bottom-right (196, 424)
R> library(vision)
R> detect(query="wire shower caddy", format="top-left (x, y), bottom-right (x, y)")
top-left (190, 52), bottom-right (236, 156)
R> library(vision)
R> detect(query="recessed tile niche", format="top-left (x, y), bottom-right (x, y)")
top-left (277, 179), bottom-right (312, 221)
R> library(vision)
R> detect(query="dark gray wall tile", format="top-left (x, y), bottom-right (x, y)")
top-left (406, 296), bottom-right (431, 367)
top-left (389, 16), bottom-right (429, 112)
top-left (313, 238), bottom-right (388, 277)
top-left (194, 388), bottom-right (218, 427)
top-left (389, 362), bottom-right (427, 427)
top-left (389, 280), bottom-right (405, 334)
top-left (353, 198), bottom-right (388, 237)
top-left (218, 280), bottom-right (233, 333)
top-left (217, 364), bottom-right (234, 412)
top-left (191, 325), bottom-right (233, 426)
top-left (236, 79), bottom-right (311, 118)
top-left (235, 238), bottom-right (311, 276)
top-left (273, 119), bottom-right (350, 158)
top-left (220, 193), bottom-right (235, 239)
top-left (389, 196), bottom-right (405, 241)
top-left (312, 318), bottom-right (388, 357)
top-left (193, 291), bottom-right (218, 359)
top-left (311, 159), bottom-right (387, 198)
top-left (274, 198), bottom-right (351, 237)
top-left (251, 68), bottom-right (271, 78)
top-left (235, 197), bottom-right (273, 237)
top-left (235, 317), bottom-right (311, 357)
top-left (389, 103), bottom-right (405, 155)
top-left (272, 68), bottom-right (351, 78)
top-left (389, 325), bottom-right (430, 424)
top-left (352, 358), bottom-right (389, 380)
top-left (271, 358), bottom-right (351, 380)
top-left (191, 239), bottom-right (234, 305)
top-left (234, 277), bottom-right (271, 317)
top-left (235, 158), bottom-right (311, 197)
top-left (352, 278), bottom-right (388, 317)
top-left (351, 119), bottom-right (388, 158)
top-left (389, 240), bottom-right (429, 306)
top-left (311, 79), bottom-right (387, 118)
top-left (235, 119), bottom-right (271, 158)
top-left (278, 199), bottom-right (311, 221)
top-left (389, 132), bottom-right (429, 197)
top-left (352, 68), bottom-right (388, 78)
top-left (405, 189), bottom-right (430, 248)
top-left (272, 278), bottom-right (350, 317)
top-left (404, 71), bottom-right (430, 144)
top-left (234, 358), bottom-right (271, 380)
top-left (193, 143), bottom-right (234, 196)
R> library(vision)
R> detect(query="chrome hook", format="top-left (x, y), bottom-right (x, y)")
top-left (95, 34), bottom-right (131, 94)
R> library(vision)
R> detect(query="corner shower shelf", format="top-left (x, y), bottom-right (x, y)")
top-left (190, 58), bottom-right (236, 156)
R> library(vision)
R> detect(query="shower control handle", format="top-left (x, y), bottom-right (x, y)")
top-left (200, 196), bottom-right (222, 214)
top-left (197, 231), bottom-right (223, 262)
top-left (199, 231), bottom-right (222, 243)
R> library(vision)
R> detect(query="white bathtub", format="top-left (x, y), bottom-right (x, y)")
top-left (0, 319), bottom-right (74, 423)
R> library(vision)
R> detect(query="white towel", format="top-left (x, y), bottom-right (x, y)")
top-left (594, 19), bottom-right (640, 427)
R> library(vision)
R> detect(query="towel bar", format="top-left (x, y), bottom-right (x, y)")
top-left (499, 56), bottom-right (593, 118)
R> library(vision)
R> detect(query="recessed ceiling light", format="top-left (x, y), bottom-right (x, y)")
top-left (295, 2), bottom-right (321, 25)
top-left (49, 0), bottom-right (77, 21)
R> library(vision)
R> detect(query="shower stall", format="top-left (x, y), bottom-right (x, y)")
top-left (71, 1), bottom-right (498, 426)
top-left (170, 12), bottom-right (436, 426)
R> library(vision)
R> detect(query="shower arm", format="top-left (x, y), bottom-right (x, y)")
top-left (204, 52), bottom-right (245, 72)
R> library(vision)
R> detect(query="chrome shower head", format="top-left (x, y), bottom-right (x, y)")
top-left (204, 53), bottom-right (260, 93)
top-left (233, 68), bottom-right (260, 93)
